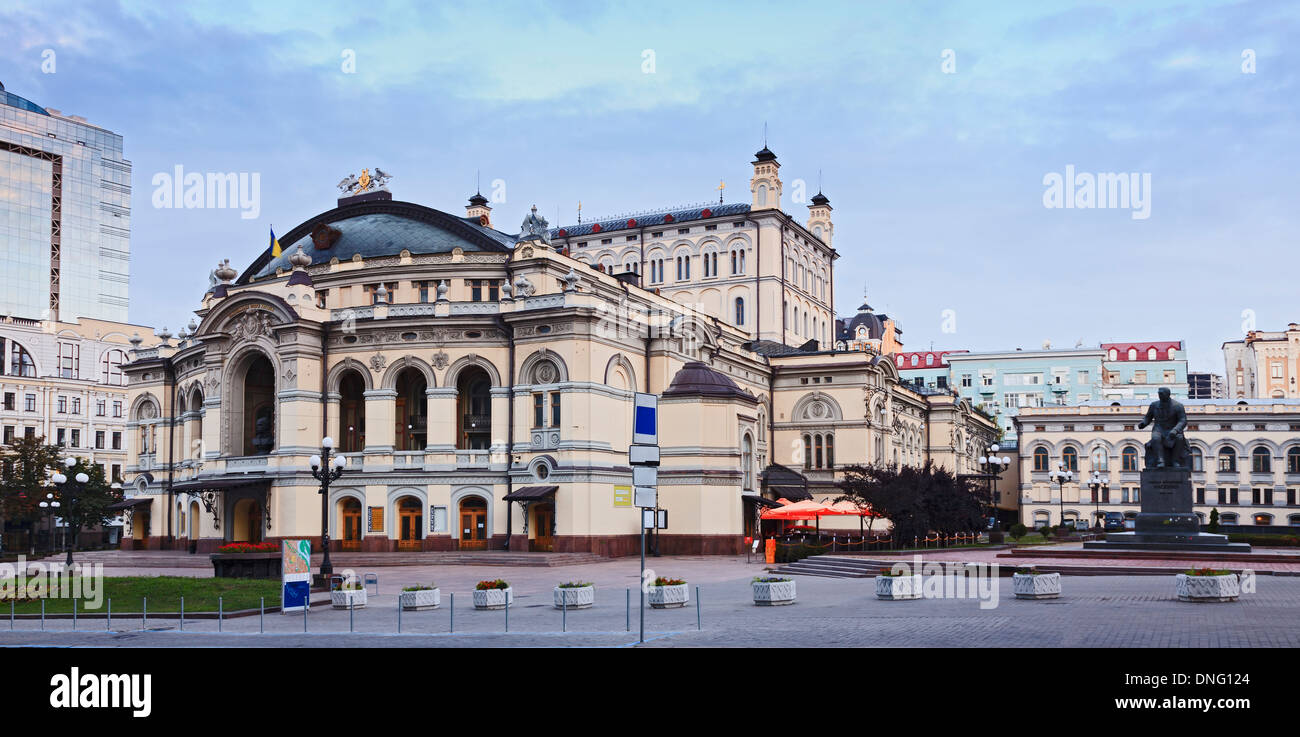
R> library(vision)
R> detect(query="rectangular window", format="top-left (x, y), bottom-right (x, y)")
top-left (550, 392), bottom-right (561, 428)
top-left (57, 428), bottom-right (66, 446)
top-left (416, 281), bottom-right (430, 303)
top-left (71, 397), bottom-right (80, 414)
top-left (469, 280), bottom-right (483, 302)
top-left (95, 430), bottom-right (105, 449)
top-left (2, 426), bottom-right (13, 444)
top-left (57, 397), bottom-right (67, 413)
top-left (1133, 370), bottom-right (1147, 383)
top-left (58, 342), bottom-right (80, 379)
top-left (1252, 488), bottom-right (1262, 505)
top-left (111, 464), bottom-right (122, 483)
top-left (1217, 488), bottom-right (1226, 504)
top-left (960, 374), bottom-right (972, 388)
top-left (487, 280), bottom-right (499, 302)
top-left (70, 429), bottom-right (80, 448)
top-left (2, 393), bottom-right (13, 411)
top-left (1288, 489), bottom-right (1296, 506)
top-left (1196, 487), bottom-right (1205, 504)
top-left (24, 427), bottom-right (35, 440)
top-left (1264, 488), bottom-right (1274, 505)
top-left (533, 393), bottom-right (544, 428)
top-left (112, 431), bottom-right (122, 450)
top-left (316, 290), bottom-right (328, 309)
top-left (96, 399), bottom-right (106, 416)
top-left (113, 402), bottom-right (123, 418)
top-left (1078, 371), bottom-right (1090, 384)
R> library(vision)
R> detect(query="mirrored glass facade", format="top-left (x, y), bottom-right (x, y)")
top-left (0, 84), bottom-right (131, 322)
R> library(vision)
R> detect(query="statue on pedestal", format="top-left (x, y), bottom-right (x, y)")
top-left (1139, 387), bottom-right (1190, 469)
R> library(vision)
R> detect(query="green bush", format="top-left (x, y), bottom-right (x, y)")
top-left (1038, 525), bottom-right (1054, 539)
top-left (1008, 523), bottom-right (1028, 541)
top-left (1207, 508), bottom-right (1221, 534)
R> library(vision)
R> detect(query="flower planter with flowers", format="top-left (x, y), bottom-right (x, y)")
top-left (1012, 566), bottom-right (1061, 599)
top-left (875, 568), bottom-right (922, 600)
top-left (331, 581), bottom-right (367, 609)
top-left (473, 579), bottom-right (513, 610)
top-left (647, 577), bottom-right (689, 609)
top-left (553, 582), bottom-right (595, 609)
top-left (399, 584), bottom-right (440, 611)
top-left (1176, 568), bottom-right (1239, 602)
top-left (752, 576), bottom-right (796, 606)
top-left (209, 541), bottom-right (282, 579)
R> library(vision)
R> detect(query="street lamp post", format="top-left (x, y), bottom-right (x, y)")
top-left (51, 457), bottom-right (87, 566)
top-left (309, 437), bottom-right (348, 580)
top-left (1048, 464), bottom-right (1074, 531)
top-left (1087, 471), bottom-right (1109, 531)
top-left (977, 443), bottom-right (1012, 543)
top-left (38, 493), bottom-right (60, 556)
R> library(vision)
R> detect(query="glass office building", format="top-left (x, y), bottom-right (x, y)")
top-left (0, 81), bottom-right (131, 322)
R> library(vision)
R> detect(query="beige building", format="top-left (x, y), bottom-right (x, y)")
top-left (0, 314), bottom-right (159, 548)
top-left (1014, 399), bottom-right (1300, 529)
top-left (1223, 324), bottom-right (1300, 399)
top-left (119, 149), bottom-right (995, 556)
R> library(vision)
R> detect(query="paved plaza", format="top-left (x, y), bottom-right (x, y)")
top-left (2, 552), bottom-right (1297, 647)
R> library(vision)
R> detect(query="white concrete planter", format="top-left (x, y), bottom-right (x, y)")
top-left (752, 580), bottom-right (796, 606)
top-left (1012, 572), bottom-right (1061, 599)
top-left (1176, 573), bottom-right (1239, 602)
top-left (875, 574), bottom-right (922, 600)
top-left (399, 588), bottom-right (441, 610)
top-left (553, 586), bottom-right (595, 609)
top-left (330, 588), bottom-right (367, 609)
top-left (473, 587), bottom-right (513, 610)
top-left (648, 583), bottom-right (689, 609)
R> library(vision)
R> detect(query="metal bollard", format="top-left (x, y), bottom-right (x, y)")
top-left (349, 598), bottom-right (354, 632)
top-left (9, 599), bottom-right (13, 630)
top-left (72, 599), bottom-right (77, 632)
top-left (303, 597), bottom-right (308, 632)
top-left (626, 589), bottom-right (630, 632)
top-left (397, 599), bottom-right (402, 634)
top-left (260, 597), bottom-right (265, 634)
top-left (107, 598), bottom-right (111, 631)
top-left (696, 586), bottom-right (701, 631)
top-left (179, 597), bottom-right (184, 631)
top-left (449, 592), bottom-right (454, 633)
top-left (142, 597), bottom-right (147, 631)
top-left (504, 595), bottom-right (509, 632)
top-left (218, 596), bottom-right (223, 633)
top-left (562, 595), bottom-right (567, 633)
top-left (40, 599), bottom-right (44, 631)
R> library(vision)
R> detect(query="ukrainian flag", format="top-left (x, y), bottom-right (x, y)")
top-left (270, 226), bottom-right (282, 258)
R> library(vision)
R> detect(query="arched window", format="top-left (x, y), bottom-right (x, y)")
top-left (4, 338), bottom-right (36, 377)
top-left (1062, 446), bottom-right (1079, 472)
top-left (1121, 446), bottom-right (1139, 472)
top-left (825, 435), bottom-right (834, 469)
top-left (1287, 447), bottom-right (1300, 474)
top-left (1033, 446), bottom-right (1049, 472)
top-left (1147, 347), bottom-right (1157, 360)
top-left (1251, 446), bottom-right (1271, 473)
top-left (100, 349), bottom-right (127, 385)
top-left (1191, 447), bottom-right (1204, 472)
top-left (338, 370), bottom-right (366, 453)
top-left (802, 434), bottom-right (812, 470)
top-left (734, 297), bottom-right (745, 326)
top-left (1092, 450), bottom-right (1108, 472)
top-left (1218, 448), bottom-right (1237, 472)
top-left (1108, 348), bottom-right (1118, 361)
top-left (741, 434), bottom-right (754, 490)
top-left (814, 435), bottom-right (823, 468)
top-left (1127, 348), bottom-right (1137, 360)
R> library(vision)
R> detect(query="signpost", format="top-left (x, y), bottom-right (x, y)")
top-left (281, 538), bottom-right (312, 614)
top-left (630, 392), bottom-right (660, 644)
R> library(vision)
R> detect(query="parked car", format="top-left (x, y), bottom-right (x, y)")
top-left (1103, 512), bottom-right (1126, 531)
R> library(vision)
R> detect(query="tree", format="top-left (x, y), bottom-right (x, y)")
top-left (1207, 507), bottom-right (1221, 534)
top-left (1, 435), bottom-right (64, 554)
top-left (835, 461), bottom-right (988, 545)
top-left (52, 458), bottom-right (123, 559)
top-left (1008, 522), bottom-right (1028, 542)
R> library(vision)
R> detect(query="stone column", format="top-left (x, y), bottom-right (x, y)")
top-left (363, 389), bottom-right (396, 453)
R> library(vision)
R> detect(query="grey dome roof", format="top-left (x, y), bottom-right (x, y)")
top-left (662, 361), bottom-right (757, 402)
top-left (242, 200), bottom-right (510, 282)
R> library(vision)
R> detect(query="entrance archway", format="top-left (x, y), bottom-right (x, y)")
top-left (188, 502), bottom-right (200, 553)
top-left (230, 498), bottom-right (263, 543)
top-left (338, 370), bottom-right (366, 453)
top-left (456, 368), bottom-right (492, 450)
top-left (397, 496), bottom-right (423, 550)
top-left (458, 496), bottom-right (488, 550)
top-left (395, 368), bottom-right (428, 451)
top-left (339, 498), bottom-right (362, 551)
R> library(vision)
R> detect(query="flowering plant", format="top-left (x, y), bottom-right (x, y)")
top-left (557, 581), bottom-right (592, 588)
top-left (652, 577), bottom-right (685, 586)
top-left (215, 541), bottom-right (280, 554)
top-left (475, 579), bottom-right (509, 590)
top-left (878, 567), bottom-right (909, 577)
top-left (1185, 567), bottom-right (1232, 577)
top-left (402, 583), bottom-right (436, 591)
top-left (752, 576), bottom-right (791, 583)
top-left (1016, 565), bottom-right (1041, 575)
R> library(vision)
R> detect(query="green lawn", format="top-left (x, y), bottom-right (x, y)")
top-left (0, 576), bottom-right (281, 614)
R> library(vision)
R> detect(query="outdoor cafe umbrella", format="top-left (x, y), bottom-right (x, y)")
top-left (816, 499), bottom-right (881, 535)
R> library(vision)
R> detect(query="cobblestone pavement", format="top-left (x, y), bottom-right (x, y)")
top-left (2, 568), bottom-right (1296, 648)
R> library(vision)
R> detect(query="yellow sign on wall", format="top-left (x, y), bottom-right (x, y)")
top-left (613, 485), bottom-right (632, 507)
top-left (368, 506), bottom-right (384, 532)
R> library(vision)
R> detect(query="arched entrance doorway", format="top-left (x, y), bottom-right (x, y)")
top-left (237, 354), bottom-right (276, 456)
top-left (459, 496), bottom-right (487, 550)
top-left (338, 498), bottom-right (362, 551)
top-left (132, 506), bottom-right (152, 549)
top-left (397, 496), bottom-right (423, 551)
top-left (188, 501), bottom-right (200, 554)
top-left (530, 502), bottom-right (555, 552)
top-left (230, 498), bottom-right (264, 543)
top-left (338, 370), bottom-right (366, 453)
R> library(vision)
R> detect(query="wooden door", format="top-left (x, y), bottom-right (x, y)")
top-left (531, 503), bottom-right (554, 552)
top-left (398, 499), bottom-right (422, 551)
top-left (341, 502), bottom-right (361, 551)
top-left (459, 498), bottom-right (487, 550)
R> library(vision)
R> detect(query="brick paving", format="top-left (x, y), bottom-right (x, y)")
top-left (2, 556), bottom-right (1297, 647)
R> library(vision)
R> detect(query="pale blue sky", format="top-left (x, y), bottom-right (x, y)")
top-left (2, 0), bottom-right (1296, 371)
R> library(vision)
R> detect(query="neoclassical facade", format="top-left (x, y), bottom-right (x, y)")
top-left (1015, 399), bottom-right (1300, 529)
top-left (120, 149), bottom-right (996, 556)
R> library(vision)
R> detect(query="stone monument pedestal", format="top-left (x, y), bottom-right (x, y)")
top-left (1083, 468), bottom-right (1251, 552)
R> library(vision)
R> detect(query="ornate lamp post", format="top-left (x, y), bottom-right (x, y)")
top-left (1087, 471), bottom-right (1109, 531)
top-left (51, 457), bottom-right (88, 565)
top-left (977, 443), bottom-right (1012, 542)
top-left (1048, 463), bottom-right (1074, 531)
top-left (38, 493), bottom-right (60, 556)
top-left (309, 437), bottom-right (347, 579)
